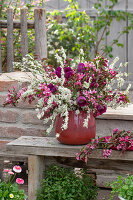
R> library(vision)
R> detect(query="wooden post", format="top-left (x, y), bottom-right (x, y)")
top-left (21, 8), bottom-right (28, 58)
top-left (7, 7), bottom-right (14, 72)
top-left (28, 155), bottom-right (45, 200)
top-left (34, 8), bottom-right (47, 60)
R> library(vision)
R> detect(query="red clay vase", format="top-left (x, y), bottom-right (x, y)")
top-left (55, 110), bottom-right (96, 145)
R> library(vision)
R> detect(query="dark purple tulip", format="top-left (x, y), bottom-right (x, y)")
top-left (77, 96), bottom-right (87, 107)
top-left (64, 67), bottom-right (74, 79)
top-left (77, 63), bottom-right (85, 73)
top-left (97, 104), bottom-right (107, 115)
top-left (55, 67), bottom-right (61, 78)
top-left (48, 83), bottom-right (57, 93)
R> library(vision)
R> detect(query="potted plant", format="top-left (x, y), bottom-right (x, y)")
top-left (107, 175), bottom-right (133, 200)
top-left (77, 129), bottom-right (133, 162)
top-left (4, 49), bottom-right (130, 144)
top-left (36, 165), bottom-right (98, 200)
top-left (0, 165), bottom-right (27, 200)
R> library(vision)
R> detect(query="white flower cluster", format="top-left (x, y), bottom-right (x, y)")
top-left (12, 51), bottom-right (131, 135)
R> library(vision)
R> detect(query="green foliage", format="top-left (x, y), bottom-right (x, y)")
top-left (1, 0), bottom-right (133, 69)
top-left (0, 180), bottom-right (27, 200)
top-left (47, 0), bottom-right (133, 66)
top-left (36, 165), bottom-right (98, 200)
top-left (107, 175), bottom-right (133, 200)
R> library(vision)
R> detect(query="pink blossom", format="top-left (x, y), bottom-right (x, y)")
top-left (130, 139), bottom-right (133, 146)
top-left (16, 178), bottom-right (24, 185)
top-left (8, 171), bottom-right (14, 175)
top-left (83, 150), bottom-right (88, 155)
top-left (90, 144), bottom-right (95, 149)
top-left (76, 153), bottom-right (80, 160)
top-left (113, 128), bottom-right (118, 134)
top-left (74, 81), bottom-right (82, 86)
top-left (77, 73), bottom-right (85, 80)
top-left (13, 165), bottom-right (22, 173)
top-left (116, 144), bottom-right (122, 150)
top-left (103, 149), bottom-right (112, 158)
top-left (3, 169), bottom-right (11, 173)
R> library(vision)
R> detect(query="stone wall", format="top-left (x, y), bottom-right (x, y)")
top-left (0, 72), bottom-right (54, 151)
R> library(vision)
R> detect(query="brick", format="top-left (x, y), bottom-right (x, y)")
top-left (0, 109), bottom-right (19, 123)
top-left (0, 80), bottom-right (18, 92)
top-left (0, 126), bottom-right (49, 138)
top-left (22, 110), bottom-right (43, 125)
top-left (0, 72), bottom-right (31, 92)
top-left (0, 140), bottom-right (12, 151)
top-left (17, 99), bottom-right (36, 109)
top-left (0, 94), bottom-right (7, 106)
top-left (0, 93), bottom-right (36, 109)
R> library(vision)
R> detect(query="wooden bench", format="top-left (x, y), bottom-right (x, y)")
top-left (6, 136), bottom-right (133, 200)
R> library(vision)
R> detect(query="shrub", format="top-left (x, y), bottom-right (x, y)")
top-left (107, 175), bottom-right (133, 200)
top-left (36, 165), bottom-right (98, 200)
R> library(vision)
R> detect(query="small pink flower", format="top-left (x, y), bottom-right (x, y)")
top-left (3, 169), bottom-right (11, 173)
top-left (13, 165), bottom-right (22, 173)
top-left (16, 178), bottom-right (24, 185)
top-left (76, 153), bottom-right (80, 160)
top-left (103, 149), bottom-right (112, 158)
top-left (8, 171), bottom-right (14, 175)
top-left (90, 144), bottom-right (95, 149)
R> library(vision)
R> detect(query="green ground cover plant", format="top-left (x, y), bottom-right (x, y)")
top-left (36, 165), bottom-right (98, 200)
top-left (107, 175), bottom-right (133, 200)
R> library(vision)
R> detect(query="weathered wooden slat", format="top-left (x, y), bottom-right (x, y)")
top-left (21, 8), bottom-right (28, 58)
top-left (6, 136), bottom-right (133, 200)
top-left (0, 20), bottom-right (34, 29)
top-left (6, 136), bottom-right (133, 161)
top-left (7, 8), bottom-right (14, 72)
top-left (34, 8), bottom-right (47, 60)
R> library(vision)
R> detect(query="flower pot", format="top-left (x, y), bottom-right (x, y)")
top-left (55, 110), bottom-right (96, 145)
top-left (118, 196), bottom-right (125, 200)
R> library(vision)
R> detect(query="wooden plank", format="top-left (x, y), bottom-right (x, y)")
top-left (78, 0), bottom-right (88, 9)
top-left (6, 136), bottom-right (133, 161)
top-left (128, 0), bottom-right (133, 10)
top-left (59, 0), bottom-right (69, 10)
top-left (112, 0), bottom-right (126, 10)
top-left (128, 0), bottom-right (133, 84)
top-left (21, 8), bottom-right (28, 58)
top-left (98, 104), bottom-right (133, 120)
top-left (45, 0), bottom-right (60, 10)
top-left (7, 7), bottom-right (14, 72)
top-left (0, 20), bottom-right (34, 29)
top-left (34, 8), bottom-right (47, 60)
top-left (28, 155), bottom-right (45, 200)
top-left (50, 157), bottom-right (133, 174)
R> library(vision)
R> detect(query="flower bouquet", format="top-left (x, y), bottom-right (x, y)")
top-left (4, 48), bottom-right (130, 144)
top-left (76, 129), bottom-right (133, 162)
